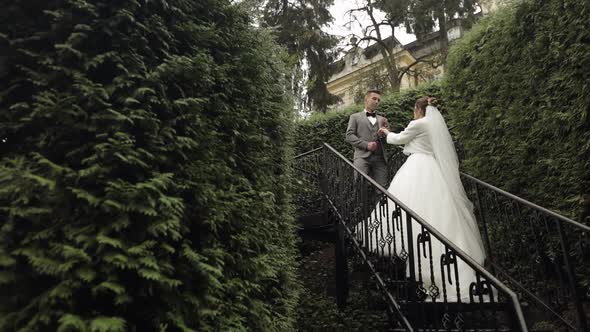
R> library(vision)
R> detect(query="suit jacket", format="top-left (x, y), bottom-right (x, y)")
top-left (345, 111), bottom-right (388, 161)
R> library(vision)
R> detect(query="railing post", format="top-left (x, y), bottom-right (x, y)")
top-left (335, 220), bottom-right (349, 309)
top-left (556, 219), bottom-right (588, 332)
top-left (508, 294), bottom-right (529, 332)
top-left (363, 177), bottom-right (370, 251)
top-left (319, 146), bottom-right (327, 194)
top-left (473, 182), bottom-right (495, 271)
top-left (405, 211), bottom-right (416, 294)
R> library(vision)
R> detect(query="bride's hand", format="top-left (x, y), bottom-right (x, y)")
top-left (378, 127), bottom-right (390, 136)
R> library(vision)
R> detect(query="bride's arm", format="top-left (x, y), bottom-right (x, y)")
top-left (385, 120), bottom-right (426, 145)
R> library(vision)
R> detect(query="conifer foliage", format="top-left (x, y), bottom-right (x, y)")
top-left (444, 0), bottom-right (590, 219)
top-left (0, 0), bottom-right (298, 331)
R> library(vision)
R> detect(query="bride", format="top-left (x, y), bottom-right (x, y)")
top-left (371, 96), bottom-right (486, 302)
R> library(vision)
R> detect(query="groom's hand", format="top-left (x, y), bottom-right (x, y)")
top-left (367, 142), bottom-right (378, 151)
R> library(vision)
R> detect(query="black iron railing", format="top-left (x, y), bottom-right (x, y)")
top-left (294, 144), bottom-right (528, 331)
top-left (292, 147), bottom-right (324, 218)
top-left (461, 173), bottom-right (590, 332)
top-left (386, 142), bottom-right (589, 331)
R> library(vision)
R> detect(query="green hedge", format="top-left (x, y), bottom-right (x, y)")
top-left (443, 0), bottom-right (590, 220)
top-left (294, 84), bottom-right (441, 158)
top-left (0, 1), bottom-right (298, 331)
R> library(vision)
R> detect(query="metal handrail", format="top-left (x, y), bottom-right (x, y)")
top-left (459, 172), bottom-right (589, 331)
top-left (489, 263), bottom-right (580, 331)
top-left (293, 147), bottom-right (323, 160)
top-left (322, 143), bottom-right (528, 331)
top-left (385, 143), bottom-right (588, 331)
top-left (294, 142), bottom-right (589, 331)
top-left (323, 196), bottom-right (416, 331)
top-left (460, 173), bottom-right (590, 232)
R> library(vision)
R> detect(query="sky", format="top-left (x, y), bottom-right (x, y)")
top-left (326, 0), bottom-right (417, 50)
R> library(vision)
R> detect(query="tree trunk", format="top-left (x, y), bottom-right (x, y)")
top-left (436, 7), bottom-right (449, 56)
top-left (366, 0), bottom-right (401, 91)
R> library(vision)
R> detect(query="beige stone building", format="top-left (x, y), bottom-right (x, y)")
top-left (327, 0), bottom-right (502, 108)
top-left (327, 24), bottom-right (465, 108)
top-left (480, 0), bottom-right (503, 14)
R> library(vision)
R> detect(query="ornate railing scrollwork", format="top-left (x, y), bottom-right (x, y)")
top-left (293, 144), bottom-right (528, 331)
top-left (461, 172), bottom-right (590, 332)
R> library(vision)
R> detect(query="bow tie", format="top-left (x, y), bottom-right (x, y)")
top-left (366, 112), bottom-right (376, 118)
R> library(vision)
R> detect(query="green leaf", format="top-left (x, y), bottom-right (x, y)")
top-left (57, 314), bottom-right (88, 332)
top-left (89, 317), bottom-right (126, 332)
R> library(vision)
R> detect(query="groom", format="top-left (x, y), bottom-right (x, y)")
top-left (345, 89), bottom-right (389, 189)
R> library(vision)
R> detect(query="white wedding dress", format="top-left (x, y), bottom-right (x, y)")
top-left (359, 106), bottom-right (486, 302)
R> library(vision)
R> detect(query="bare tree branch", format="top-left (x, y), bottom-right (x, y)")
top-left (398, 53), bottom-right (443, 81)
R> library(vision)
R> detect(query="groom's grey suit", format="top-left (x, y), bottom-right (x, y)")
top-left (345, 110), bottom-right (388, 189)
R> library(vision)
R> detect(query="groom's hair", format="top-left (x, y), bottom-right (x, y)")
top-left (365, 88), bottom-right (381, 96)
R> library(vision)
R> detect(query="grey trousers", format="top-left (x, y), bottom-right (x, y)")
top-left (353, 154), bottom-right (388, 190)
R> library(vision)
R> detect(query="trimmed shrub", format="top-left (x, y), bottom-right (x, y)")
top-left (443, 0), bottom-right (590, 220)
top-left (0, 1), bottom-right (298, 331)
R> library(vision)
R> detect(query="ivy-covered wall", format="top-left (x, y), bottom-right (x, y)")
top-left (0, 1), bottom-right (298, 331)
top-left (443, 0), bottom-right (590, 220)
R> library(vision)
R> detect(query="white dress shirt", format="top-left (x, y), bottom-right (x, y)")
top-left (364, 109), bottom-right (377, 125)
